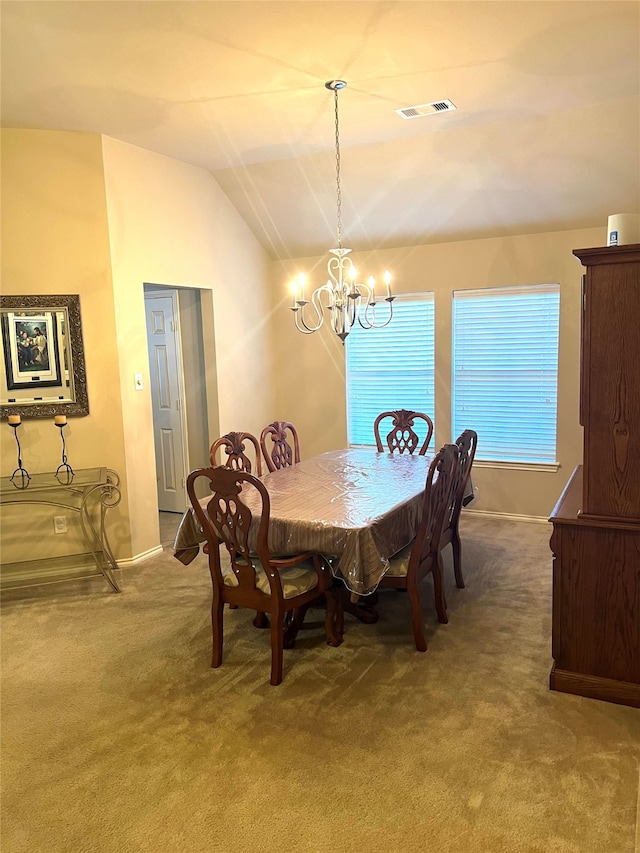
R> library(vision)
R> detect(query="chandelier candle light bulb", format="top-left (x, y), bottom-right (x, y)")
top-left (7, 414), bottom-right (30, 488)
top-left (54, 415), bottom-right (74, 480)
top-left (288, 80), bottom-right (395, 342)
top-left (384, 270), bottom-right (392, 299)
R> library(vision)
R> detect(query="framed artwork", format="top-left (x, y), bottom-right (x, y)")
top-left (1, 294), bottom-right (89, 419)
top-left (2, 311), bottom-right (62, 391)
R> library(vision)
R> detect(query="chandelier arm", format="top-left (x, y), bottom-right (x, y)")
top-left (359, 297), bottom-right (395, 330)
top-left (293, 311), bottom-right (320, 334)
top-left (293, 284), bottom-right (335, 333)
top-left (295, 292), bottom-right (323, 333)
top-left (349, 295), bottom-right (359, 328)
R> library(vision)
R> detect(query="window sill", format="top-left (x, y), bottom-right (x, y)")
top-left (474, 460), bottom-right (560, 473)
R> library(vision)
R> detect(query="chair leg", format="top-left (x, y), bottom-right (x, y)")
top-left (432, 556), bottom-right (449, 625)
top-left (407, 580), bottom-right (427, 652)
top-left (452, 530), bottom-right (465, 589)
top-left (269, 607), bottom-right (285, 685)
top-left (211, 592), bottom-right (224, 668)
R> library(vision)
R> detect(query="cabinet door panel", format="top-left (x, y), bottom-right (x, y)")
top-left (554, 524), bottom-right (640, 684)
top-left (581, 255), bottom-right (640, 517)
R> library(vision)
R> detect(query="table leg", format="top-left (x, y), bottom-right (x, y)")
top-left (342, 588), bottom-right (379, 624)
top-left (324, 587), bottom-right (344, 647)
top-left (282, 607), bottom-right (309, 648)
top-left (279, 592), bottom-right (345, 648)
top-left (80, 482), bottom-right (122, 592)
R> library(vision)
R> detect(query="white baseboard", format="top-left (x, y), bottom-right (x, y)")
top-left (117, 545), bottom-right (165, 568)
top-left (464, 508), bottom-right (549, 525)
top-left (2, 545), bottom-right (165, 592)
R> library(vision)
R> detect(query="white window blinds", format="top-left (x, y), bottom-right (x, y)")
top-left (452, 284), bottom-right (560, 464)
top-left (346, 295), bottom-right (435, 447)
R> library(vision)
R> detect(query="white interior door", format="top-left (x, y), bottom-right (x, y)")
top-left (145, 291), bottom-right (187, 513)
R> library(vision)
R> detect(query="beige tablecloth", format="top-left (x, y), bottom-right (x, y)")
top-left (174, 448), bottom-right (432, 595)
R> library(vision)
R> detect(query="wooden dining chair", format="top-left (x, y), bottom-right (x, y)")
top-left (186, 466), bottom-right (338, 685)
top-left (209, 431), bottom-right (264, 618)
top-left (379, 443), bottom-right (459, 651)
top-left (260, 421), bottom-right (301, 472)
top-left (441, 429), bottom-right (478, 590)
top-left (210, 431), bottom-right (262, 476)
top-left (373, 409), bottom-right (434, 456)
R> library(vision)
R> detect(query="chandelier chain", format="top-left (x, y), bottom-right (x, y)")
top-left (334, 86), bottom-right (342, 250)
top-left (288, 79), bottom-right (395, 342)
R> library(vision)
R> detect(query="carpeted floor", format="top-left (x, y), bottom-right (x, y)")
top-left (1, 513), bottom-right (638, 853)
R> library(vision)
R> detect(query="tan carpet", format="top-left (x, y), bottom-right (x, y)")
top-left (1, 514), bottom-right (638, 853)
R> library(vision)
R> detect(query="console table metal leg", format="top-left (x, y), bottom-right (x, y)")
top-left (80, 480), bottom-right (122, 593)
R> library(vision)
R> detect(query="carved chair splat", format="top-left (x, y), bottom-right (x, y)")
top-left (373, 409), bottom-right (434, 456)
top-left (260, 421), bottom-right (301, 473)
top-left (210, 431), bottom-right (263, 477)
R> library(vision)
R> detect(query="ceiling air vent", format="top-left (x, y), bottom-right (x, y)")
top-left (395, 99), bottom-right (457, 119)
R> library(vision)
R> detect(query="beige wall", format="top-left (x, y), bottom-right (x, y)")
top-left (0, 129), bottom-right (130, 564)
top-left (1, 129), bottom-right (275, 568)
top-left (0, 125), bottom-right (607, 554)
top-left (272, 227), bottom-right (604, 519)
top-left (101, 136), bottom-right (274, 558)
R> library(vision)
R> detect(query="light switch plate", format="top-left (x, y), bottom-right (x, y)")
top-left (135, 373), bottom-right (144, 390)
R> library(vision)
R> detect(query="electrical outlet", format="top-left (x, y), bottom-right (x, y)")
top-left (53, 516), bottom-right (68, 534)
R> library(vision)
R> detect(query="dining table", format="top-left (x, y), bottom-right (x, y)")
top-left (173, 447), bottom-right (434, 598)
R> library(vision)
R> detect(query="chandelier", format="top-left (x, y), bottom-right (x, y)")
top-left (289, 80), bottom-right (395, 342)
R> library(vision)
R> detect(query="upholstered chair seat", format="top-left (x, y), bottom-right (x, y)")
top-left (220, 559), bottom-right (322, 598)
top-left (385, 542), bottom-right (414, 577)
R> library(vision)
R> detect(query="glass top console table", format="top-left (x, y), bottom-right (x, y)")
top-left (0, 468), bottom-right (122, 592)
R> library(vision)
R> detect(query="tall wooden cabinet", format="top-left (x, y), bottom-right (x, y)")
top-left (549, 244), bottom-right (640, 708)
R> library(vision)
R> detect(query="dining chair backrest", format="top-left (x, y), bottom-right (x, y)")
top-left (448, 429), bottom-right (478, 529)
top-left (373, 409), bottom-right (434, 456)
top-left (440, 428), bottom-right (478, 592)
top-left (260, 421), bottom-right (301, 472)
top-left (210, 431), bottom-right (263, 477)
top-left (189, 466), bottom-right (270, 586)
top-left (408, 443), bottom-right (460, 579)
top-left (380, 443), bottom-right (459, 650)
top-left (185, 465), bottom-right (335, 685)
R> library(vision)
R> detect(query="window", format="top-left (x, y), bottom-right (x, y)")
top-left (452, 284), bottom-right (560, 465)
top-left (346, 295), bottom-right (435, 447)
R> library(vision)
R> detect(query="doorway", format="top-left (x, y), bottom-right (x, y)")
top-left (144, 285), bottom-right (211, 514)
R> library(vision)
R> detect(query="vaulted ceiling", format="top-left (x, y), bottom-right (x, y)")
top-left (2, 1), bottom-right (639, 259)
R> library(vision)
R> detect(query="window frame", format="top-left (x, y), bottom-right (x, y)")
top-left (451, 282), bottom-right (561, 467)
top-left (345, 292), bottom-right (436, 449)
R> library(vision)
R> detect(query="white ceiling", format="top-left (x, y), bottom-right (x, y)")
top-left (2, 1), bottom-right (639, 260)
